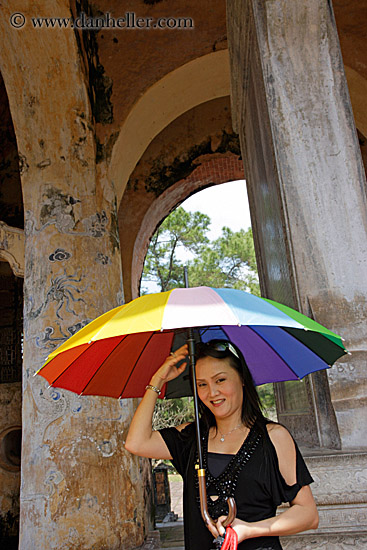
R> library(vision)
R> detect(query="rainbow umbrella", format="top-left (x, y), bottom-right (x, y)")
top-left (36, 286), bottom-right (347, 533)
top-left (36, 286), bottom-right (347, 398)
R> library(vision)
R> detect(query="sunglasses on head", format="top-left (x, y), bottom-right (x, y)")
top-left (204, 340), bottom-right (240, 359)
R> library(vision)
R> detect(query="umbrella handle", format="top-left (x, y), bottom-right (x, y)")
top-left (222, 498), bottom-right (237, 527)
top-left (197, 468), bottom-right (237, 528)
top-left (197, 468), bottom-right (216, 527)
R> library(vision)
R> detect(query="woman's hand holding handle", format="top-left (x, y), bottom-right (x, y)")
top-left (150, 344), bottom-right (188, 389)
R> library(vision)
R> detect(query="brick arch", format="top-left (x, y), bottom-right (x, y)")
top-left (109, 50), bottom-right (230, 206)
top-left (130, 153), bottom-right (244, 300)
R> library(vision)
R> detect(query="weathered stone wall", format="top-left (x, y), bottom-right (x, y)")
top-left (0, 1), bottom-right (147, 548)
top-left (227, 0), bottom-right (367, 546)
top-left (0, 223), bottom-right (24, 277)
top-left (0, 261), bottom-right (22, 546)
top-left (281, 450), bottom-right (367, 549)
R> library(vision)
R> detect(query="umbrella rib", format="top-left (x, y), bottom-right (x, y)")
top-left (281, 327), bottom-right (347, 364)
top-left (118, 331), bottom-right (160, 399)
top-left (246, 325), bottom-right (305, 380)
top-left (221, 325), bottom-right (304, 382)
top-left (79, 335), bottom-right (128, 395)
top-left (47, 342), bottom-right (98, 388)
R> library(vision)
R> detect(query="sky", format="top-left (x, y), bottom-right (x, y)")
top-left (181, 180), bottom-right (251, 238)
top-left (141, 180), bottom-right (252, 293)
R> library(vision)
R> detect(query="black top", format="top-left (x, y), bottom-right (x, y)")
top-left (160, 422), bottom-right (313, 550)
top-left (207, 452), bottom-right (233, 478)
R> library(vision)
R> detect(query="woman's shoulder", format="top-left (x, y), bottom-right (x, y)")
top-left (265, 422), bottom-right (297, 485)
top-left (265, 421), bottom-right (295, 450)
top-left (266, 421), bottom-right (292, 437)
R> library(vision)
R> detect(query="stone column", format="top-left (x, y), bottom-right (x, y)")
top-left (227, 1), bottom-right (367, 546)
top-left (0, 3), bottom-right (147, 549)
top-left (227, 0), bottom-right (367, 450)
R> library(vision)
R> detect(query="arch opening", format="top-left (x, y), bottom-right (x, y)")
top-left (118, 95), bottom-right (243, 301)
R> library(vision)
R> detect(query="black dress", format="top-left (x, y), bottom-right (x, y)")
top-left (160, 422), bottom-right (313, 550)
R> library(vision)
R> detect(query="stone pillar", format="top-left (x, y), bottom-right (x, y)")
top-left (0, 3), bottom-right (146, 549)
top-left (227, 1), bottom-right (367, 546)
top-left (227, 0), bottom-right (367, 450)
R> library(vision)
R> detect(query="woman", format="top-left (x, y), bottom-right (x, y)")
top-left (125, 340), bottom-right (318, 549)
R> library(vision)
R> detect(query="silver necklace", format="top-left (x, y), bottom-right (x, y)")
top-left (218, 423), bottom-right (242, 443)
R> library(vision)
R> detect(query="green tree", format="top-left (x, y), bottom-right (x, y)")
top-left (152, 397), bottom-right (194, 430)
top-left (141, 208), bottom-right (259, 295)
top-left (189, 227), bottom-right (260, 295)
top-left (142, 207), bottom-right (210, 292)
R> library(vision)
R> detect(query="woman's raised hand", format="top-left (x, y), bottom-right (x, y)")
top-left (150, 344), bottom-right (189, 388)
top-left (125, 343), bottom-right (189, 460)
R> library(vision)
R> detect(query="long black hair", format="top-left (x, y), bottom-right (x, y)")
top-left (195, 339), bottom-right (268, 434)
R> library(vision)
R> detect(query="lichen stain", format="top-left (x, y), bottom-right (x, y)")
top-left (24, 95), bottom-right (39, 118)
top-left (96, 131), bottom-right (119, 164)
top-left (45, 470), bottom-right (67, 517)
top-left (108, 198), bottom-right (120, 254)
top-left (39, 186), bottom-right (80, 232)
top-left (144, 138), bottom-right (212, 196)
top-left (72, 0), bottom-right (114, 126)
top-left (43, 451), bottom-right (145, 548)
top-left (37, 403), bottom-right (145, 547)
top-left (308, 290), bottom-right (367, 342)
top-left (143, 131), bottom-right (240, 197)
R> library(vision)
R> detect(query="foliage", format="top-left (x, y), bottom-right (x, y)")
top-left (257, 384), bottom-right (277, 421)
top-left (142, 207), bottom-right (210, 292)
top-left (189, 227), bottom-right (260, 295)
top-left (152, 396), bottom-right (195, 430)
top-left (141, 207), bottom-right (259, 294)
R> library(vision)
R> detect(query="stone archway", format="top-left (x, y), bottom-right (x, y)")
top-left (110, 50), bottom-right (231, 206)
top-left (131, 156), bottom-right (244, 299)
top-left (117, 95), bottom-right (245, 301)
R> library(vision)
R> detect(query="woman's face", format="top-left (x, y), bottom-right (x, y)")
top-left (196, 355), bottom-right (244, 420)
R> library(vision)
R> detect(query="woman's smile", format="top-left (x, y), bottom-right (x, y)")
top-left (196, 356), bottom-right (244, 419)
top-left (211, 398), bottom-right (225, 406)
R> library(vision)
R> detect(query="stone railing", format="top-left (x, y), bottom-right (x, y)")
top-left (281, 450), bottom-right (367, 549)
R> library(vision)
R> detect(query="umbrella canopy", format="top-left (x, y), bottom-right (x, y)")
top-left (36, 287), bottom-right (347, 399)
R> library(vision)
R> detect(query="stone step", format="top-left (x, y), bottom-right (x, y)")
top-left (156, 521), bottom-right (184, 549)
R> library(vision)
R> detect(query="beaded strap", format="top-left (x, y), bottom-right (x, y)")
top-left (195, 426), bottom-right (262, 519)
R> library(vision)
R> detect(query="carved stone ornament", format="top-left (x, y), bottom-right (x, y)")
top-left (279, 451), bottom-right (367, 548)
top-left (0, 221), bottom-right (24, 277)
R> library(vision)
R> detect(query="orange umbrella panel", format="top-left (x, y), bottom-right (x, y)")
top-left (39, 331), bottom-right (174, 399)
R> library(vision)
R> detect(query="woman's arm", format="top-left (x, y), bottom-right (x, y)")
top-left (214, 424), bottom-right (319, 542)
top-left (124, 344), bottom-right (188, 459)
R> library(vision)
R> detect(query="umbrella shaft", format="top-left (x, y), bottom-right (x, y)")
top-left (187, 333), bottom-right (203, 468)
